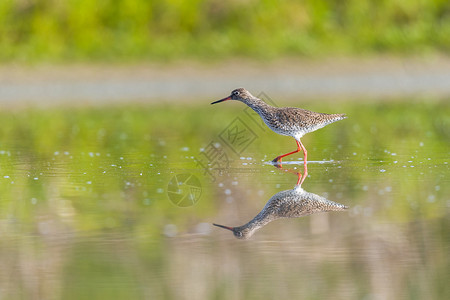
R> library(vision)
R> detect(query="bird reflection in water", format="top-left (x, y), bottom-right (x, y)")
top-left (213, 165), bottom-right (348, 239)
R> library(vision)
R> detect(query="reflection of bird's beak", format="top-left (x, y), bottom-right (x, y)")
top-left (211, 96), bottom-right (231, 105)
top-left (213, 223), bottom-right (234, 231)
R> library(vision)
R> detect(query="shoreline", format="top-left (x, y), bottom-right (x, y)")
top-left (1, 56), bottom-right (450, 107)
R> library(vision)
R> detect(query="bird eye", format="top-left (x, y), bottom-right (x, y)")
top-left (233, 90), bottom-right (240, 96)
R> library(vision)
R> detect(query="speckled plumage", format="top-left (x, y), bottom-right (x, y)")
top-left (213, 185), bottom-right (348, 239)
top-left (213, 87), bottom-right (346, 139)
top-left (211, 88), bottom-right (346, 172)
top-left (236, 93), bottom-right (346, 139)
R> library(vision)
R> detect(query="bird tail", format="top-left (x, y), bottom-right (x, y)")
top-left (332, 113), bottom-right (347, 121)
top-left (325, 200), bottom-right (349, 211)
top-left (324, 113), bottom-right (347, 126)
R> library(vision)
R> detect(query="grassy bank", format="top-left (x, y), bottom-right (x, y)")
top-left (1, 0), bottom-right (449, 62)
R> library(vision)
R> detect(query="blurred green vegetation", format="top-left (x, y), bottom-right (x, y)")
top-left (1, 0), bottom-right (449, 62)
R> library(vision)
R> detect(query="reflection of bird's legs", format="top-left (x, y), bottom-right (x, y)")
top-left (296, 172), bottom-right (303, 186)
top-left (297, 139), bottom-right (308, 185)
top-left (272, 140), bottom-right (301, 163)
top-left (274, 163), bottom-right (304, 186)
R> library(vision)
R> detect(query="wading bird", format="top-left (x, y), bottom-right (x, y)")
top-left (212, 88), bottom-right (346, 184)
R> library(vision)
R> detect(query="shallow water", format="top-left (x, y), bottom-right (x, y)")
top-left (0, 101), bottom-right (448, 299)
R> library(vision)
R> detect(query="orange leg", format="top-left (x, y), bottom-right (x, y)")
top-left (273, 139), bottom-right (308, 185)
top-left (272, 140), bottom-right (301, 163)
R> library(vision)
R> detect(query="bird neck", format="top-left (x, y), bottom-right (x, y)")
top-left (240, 208), bottom-right (274, 233)
top-left (241, 96), bottom-right (272, 115)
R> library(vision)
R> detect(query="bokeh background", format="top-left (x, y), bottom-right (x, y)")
top-left (0, 1), bottom-right (449, 299)
top-left (1, 0), bottom-right (450, 61)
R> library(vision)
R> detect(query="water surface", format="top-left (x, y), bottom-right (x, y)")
top-left (0, 101), bottom-right (448, 299)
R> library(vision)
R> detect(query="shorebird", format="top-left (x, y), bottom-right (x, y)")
top-left (212, 88), bottom-right (346, 184)
top-left (213, 181), bottom-right (348, 239)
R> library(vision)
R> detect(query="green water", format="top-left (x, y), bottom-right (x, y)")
top-left (0, 101), bottom-right (448, 299)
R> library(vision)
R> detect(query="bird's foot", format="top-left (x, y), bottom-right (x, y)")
top-left (272, 156), bottom-right (282, 164)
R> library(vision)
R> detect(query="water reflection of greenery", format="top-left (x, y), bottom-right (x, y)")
top-left (0, 101), bottom-right (448, 231)
top-left (0, 100), bottom-right (448, 298)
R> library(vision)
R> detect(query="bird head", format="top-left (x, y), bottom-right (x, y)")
top-left (211, 88), bottom-right (253, 104)
top-left (213, 223), bottom-right (253, 239)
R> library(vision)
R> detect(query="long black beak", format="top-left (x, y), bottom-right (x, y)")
top-left (211, 96), bottom-right (231, 105)
top-left (213, 223), bottom-right (234, 231)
